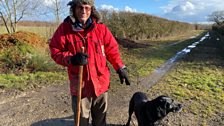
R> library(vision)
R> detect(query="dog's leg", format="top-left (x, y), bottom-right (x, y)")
top-left (125, 97), bottom-right (135, 126)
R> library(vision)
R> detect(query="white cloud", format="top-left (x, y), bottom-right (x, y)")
top-left (99, 4), bottom-right (119, 12)
top-left (161, 0), bottom-right (224, 23)
top-left (124, 6), bottom-right (137, 12)
top-left (99, 4), bottom-right (137, 13)
top-left (172, 1), bottom-right (194, 13)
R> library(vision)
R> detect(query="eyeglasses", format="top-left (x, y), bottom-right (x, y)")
top-left (76, 5), bottom-right (92, 12)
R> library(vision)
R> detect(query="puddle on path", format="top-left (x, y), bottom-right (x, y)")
top-left (140, 32), bottom-right (210, 88)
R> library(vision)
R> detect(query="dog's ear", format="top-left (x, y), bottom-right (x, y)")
top-left (154, 95), bottom-right (183, 121)
top-left (156, 96), bottom-right (174, 117)
top-left (154, 98), bottom-right (169, 118)
top-left (165, 98), bottom-right (174, 109)
top-left (158, 96), bottom-right (173, 109)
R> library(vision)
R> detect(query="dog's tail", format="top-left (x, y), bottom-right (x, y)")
top-left (126, 96), bottom-right (135, 126)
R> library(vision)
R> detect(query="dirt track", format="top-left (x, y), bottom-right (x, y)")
top-left (0, 32), bottom-right (224, 126)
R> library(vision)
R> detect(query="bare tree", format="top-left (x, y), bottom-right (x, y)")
top-left (208, 11), bottom-right (224, 25)
top-left (0, 0), bottom-right (41, 34)
top-left (42, 0), bottom-right (67, 26)
top-left (0, 11), bottom-right (10, 33)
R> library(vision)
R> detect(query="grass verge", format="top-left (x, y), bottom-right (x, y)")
top-left (120, 30), bottom-right (206, 81)
top-left (0, 72), bottom-right (67, 91)
top-left (145, 31), bottom-right (224, 125)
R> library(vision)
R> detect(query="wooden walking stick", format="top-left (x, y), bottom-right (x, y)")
top-left (75, 47), bottom-right (85, 126)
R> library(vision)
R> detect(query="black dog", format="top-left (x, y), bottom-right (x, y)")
top-left (125, 92), bottom-right (182, 126)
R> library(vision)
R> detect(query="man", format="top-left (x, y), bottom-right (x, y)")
top-left (49, 0), bottom-right (130, 126)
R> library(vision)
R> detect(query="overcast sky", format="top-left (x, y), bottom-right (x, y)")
top-left (43, 0), bottom-right (224, 24)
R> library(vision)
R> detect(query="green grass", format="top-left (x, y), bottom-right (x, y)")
top-left (0, 36), bottom-right (65, 90)
top-left (146, 33), bottom-right (224, 125)
top-left (0, 42), bottom-right (60, 73)
top-left (151, 61), bottom-right (224, 119)
top-left (121, 30), bottom-right (206, 79)
top-left (0, 71), bottom-right (67, 90)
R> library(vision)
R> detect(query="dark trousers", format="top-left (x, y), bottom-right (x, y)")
top-left (72, 92), bottom-right (108, 126)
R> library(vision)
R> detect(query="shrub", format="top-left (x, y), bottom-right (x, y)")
top-left (0, 41), bottom-right (61, 74)
top-left (1, 42), bottom-right (33, 72)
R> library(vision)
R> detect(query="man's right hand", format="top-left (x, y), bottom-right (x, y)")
top-left (70, 52), bottom-right (89, 65)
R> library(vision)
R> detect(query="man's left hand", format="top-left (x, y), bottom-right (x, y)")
top-left (117, 67), bottom-right (130, 85)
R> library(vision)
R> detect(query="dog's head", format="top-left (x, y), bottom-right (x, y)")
top-left (151, 95), bottom-right (183, 119)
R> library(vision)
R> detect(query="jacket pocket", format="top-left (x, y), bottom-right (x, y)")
top-left (92, 40), bottom-right (107, 75)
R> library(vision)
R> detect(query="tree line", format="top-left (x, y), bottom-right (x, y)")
top-left (100, 10), bottom-right (195, 40)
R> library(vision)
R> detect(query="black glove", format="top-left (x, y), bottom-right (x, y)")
top-left (70, 52), bottom-right (89, 65)
top-left (117, 67), bottom-right (130, 85)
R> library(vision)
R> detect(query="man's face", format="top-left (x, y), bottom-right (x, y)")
top-left (74, 4), bottom-right (92, 24)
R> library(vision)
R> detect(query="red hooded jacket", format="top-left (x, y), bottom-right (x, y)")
top-left (49, 17), bottom-right (124, 97)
